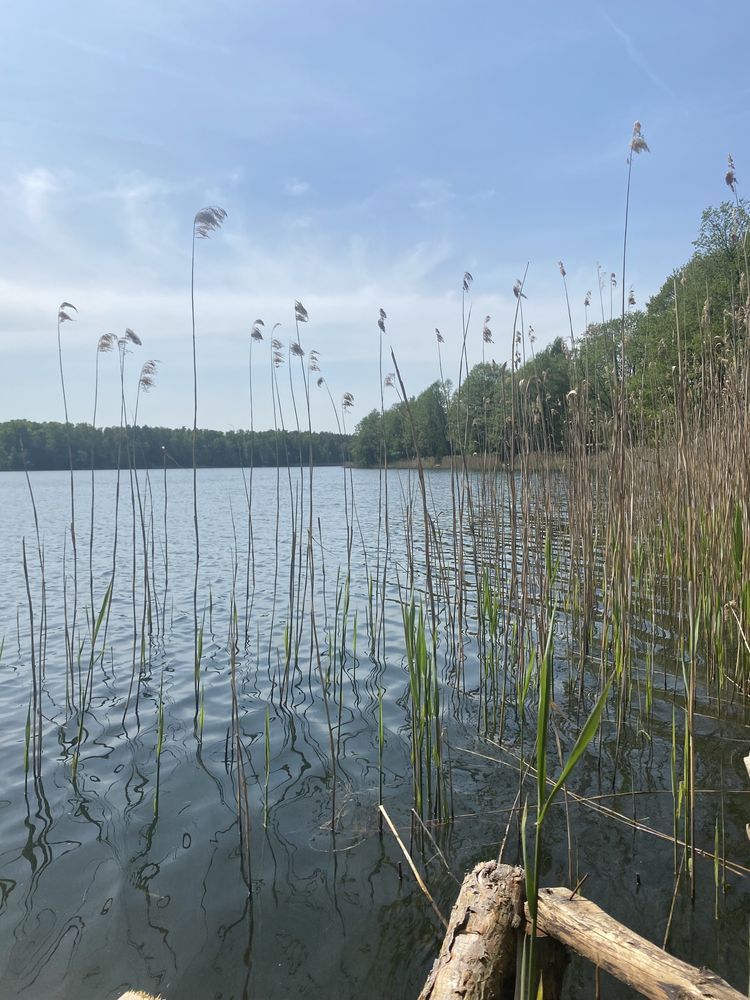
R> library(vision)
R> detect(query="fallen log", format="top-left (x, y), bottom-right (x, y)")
top-left (417, 861), bottom-right (524, 1000)
top-left (532, 887), bottom-right (744, 1000)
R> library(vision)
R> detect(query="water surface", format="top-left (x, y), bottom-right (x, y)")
top-left (0, 466), bottom-right (747, 999)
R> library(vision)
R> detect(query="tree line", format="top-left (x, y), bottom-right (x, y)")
top-left (0, 421), bottom-right (349, 472)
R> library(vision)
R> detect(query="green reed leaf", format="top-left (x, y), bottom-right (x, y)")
top-left (538, 675), bottom-right (611, 827)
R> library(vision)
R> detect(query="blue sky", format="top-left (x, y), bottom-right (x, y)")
top-left (2, 0), bottom-right (749, 433)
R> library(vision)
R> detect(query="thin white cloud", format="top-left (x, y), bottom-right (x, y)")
top-left (101, 175), bottom-right (173, 203)
top-left (600, 12), bottom-right (676, 99)
top-left (412, 178), bottom-right (454, 211)
top-left (16, 168), bottom-right (64, 221)
top-left (283, 179), bottom-right (311, 197)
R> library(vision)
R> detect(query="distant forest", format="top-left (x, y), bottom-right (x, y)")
top-left (0, 421), bottom-right (350, 471)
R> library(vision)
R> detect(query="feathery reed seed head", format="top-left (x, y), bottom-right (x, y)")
top-left (193, 206), bottom-right (227, 239)
top-left (726, 155), bottom-right (737, 193)
top-left (630, 121), bottom-right (650, 154)
top-left (294, 300), bottom-right (309, 323)
top-left (58, 301), bottom-right (77, 323)
top-left (98, 333), bottom-right (116, 353)
top-left (139, 359), bottom-right (159, 392)
top-left (463, 271), bottom-right (473, 292)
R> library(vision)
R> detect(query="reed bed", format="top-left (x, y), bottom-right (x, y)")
top-left (4, 141), bottom-right (750, 997)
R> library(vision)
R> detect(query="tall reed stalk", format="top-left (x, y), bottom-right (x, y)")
top-left (191, 207), bottom-right (226, 714)
top-left (57, 302), bottom-right (78, 698)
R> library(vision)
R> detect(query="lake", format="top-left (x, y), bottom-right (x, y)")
top-left (0, 465), bottom-right (747, 999)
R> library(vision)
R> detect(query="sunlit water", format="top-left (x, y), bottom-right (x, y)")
top-left (0, 467), bottom-right (747, 999)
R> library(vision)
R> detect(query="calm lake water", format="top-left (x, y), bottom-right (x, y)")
top-left (0, 466), bottom-right (747, 999)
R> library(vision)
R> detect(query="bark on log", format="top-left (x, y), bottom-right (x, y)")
top-left (417, 861), bottom-right (524, 1000)
top-left (532, 887), bottom-right (744, 1000)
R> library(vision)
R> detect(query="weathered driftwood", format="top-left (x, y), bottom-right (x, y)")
top-left (532, 887), bottom-right (744, 1000)
top-left (118, 992), bottom-right (162, 1000)
top-left (417, 861), bottom-right (524, 1000)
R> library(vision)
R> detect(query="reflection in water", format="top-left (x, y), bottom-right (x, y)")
top-left (0, 467), bottom-right (747, 998)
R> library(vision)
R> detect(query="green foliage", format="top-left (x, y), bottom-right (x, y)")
top-left (351, 382), bottom-right (449, 465)
top-left (448, 361), bottom-right (508, 453)
top-left (692, 198), bottom-right (750, 261)
top-left (411, 382), bottom-right (450, 459)
top-left (350, 409), bottom-right (381, 466)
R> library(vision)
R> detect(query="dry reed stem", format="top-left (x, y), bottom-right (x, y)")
top-left (379, 804), bottom-right (448, 928)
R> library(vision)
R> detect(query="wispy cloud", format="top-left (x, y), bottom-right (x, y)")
top-left (471, 188), bottom-right (497, 203)
top-left (284, 179), bottom-right (311, 197)
top-left (16, 168), bottom-right (64, 221)
top-left (412, 178), bottom-right (455, 211)
top-left (600, 12), bottom-right (676, 99)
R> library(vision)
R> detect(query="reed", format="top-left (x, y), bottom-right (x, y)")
top-left (56, 302), bottom-right (79, 697)
top-left (191, 206), bottom-right (226, 714)
top-left (243, 319), bottom-right (264, 641)
top-left (153, 665), bottom-right (165, 818)
top-left (89, 333), bottom-right (116, 653)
